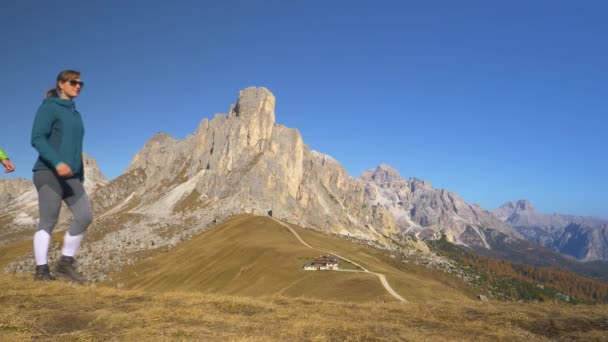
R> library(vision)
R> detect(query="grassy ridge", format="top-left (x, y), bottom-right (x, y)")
top-left (110, 215), bottom-right (397, 302)
top-left (110, 215), bottom-right (483, 303)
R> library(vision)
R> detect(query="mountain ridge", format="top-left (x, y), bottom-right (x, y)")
top-left (360, 164), bottom-right (521, 248)
top-left (493, 200), bottom-right (608, 262)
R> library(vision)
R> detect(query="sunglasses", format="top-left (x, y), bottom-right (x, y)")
top-left (68, 80), bottom-right (85, 88)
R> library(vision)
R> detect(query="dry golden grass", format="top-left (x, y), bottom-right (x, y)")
top-left (3, 215), bottom-right (608, 340)
top-left (0, 229), bottom-right (66, 270)
top-left (109, 215), bottom-right (397, 302)
top-left (108, 215), bottom-right (480, 303)
top-left (1, 273), bottom-right (608, 341)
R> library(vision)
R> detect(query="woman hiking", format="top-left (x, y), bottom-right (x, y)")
top-left (0, 148), bottom-right (15, 173)
top-left (31, 70), bottom-right (93, 283)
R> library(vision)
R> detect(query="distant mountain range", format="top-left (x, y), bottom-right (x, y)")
top-left (493, 200), bottom-right (608, 262)
top-left (360, 164), bottom-right (520, 248)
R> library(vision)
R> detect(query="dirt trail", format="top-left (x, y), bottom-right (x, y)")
top-left (272, 218), bottom-right (407, 303)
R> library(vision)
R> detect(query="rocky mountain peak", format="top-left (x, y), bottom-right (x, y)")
top-left (82, 153), bottom-right (109, 193)
top-left (360, 164), bottom-right (404, 185)
top-left (146, 132), bottom-right (176, 145)
top-left (125, 132), bottom-right (183, 174)
top-left (230, 87), bottom-right (276, 124)
top-left (503, 199), bottom-right (536, 212)
top-left (493, 199), bottom-right (537, 222)
top-left (408, 178), bottom-right (434, 192)
top-left (507, 199), bottom-right (536, 212)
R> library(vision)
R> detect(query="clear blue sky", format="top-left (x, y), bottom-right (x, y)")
top-left (1, 1), bottom-right (606, 219)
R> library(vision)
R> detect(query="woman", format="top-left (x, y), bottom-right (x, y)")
top-left (0, 148), bottom-right (15, 173)
top-left (31, 70), bottom-right (93, 282)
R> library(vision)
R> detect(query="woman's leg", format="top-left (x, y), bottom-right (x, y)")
top-left (33, 170), bottom-right (63, 266)
top-left (33, 170), bottom-right (63, 281)
top-left (61, 178), bottom-right (93, 257)
top-left (56, 178), bottom-right (93, 283)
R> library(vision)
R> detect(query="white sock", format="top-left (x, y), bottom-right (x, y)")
top-left (61, 232), bottom-right (84, 257)
top-left (33, 230), bottom-right (51, 266)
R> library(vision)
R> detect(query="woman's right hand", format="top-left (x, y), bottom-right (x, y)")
top-left (56, 163), bottom-right (73, 177)
top-left (1, 159), bottom-right (15, 173)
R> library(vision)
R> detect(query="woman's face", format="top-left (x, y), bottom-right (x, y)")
top-left (58, 78), bottom-right (84, 99)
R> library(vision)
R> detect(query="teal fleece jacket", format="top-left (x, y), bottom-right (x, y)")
top-left (31, 97), bottom-right (85, 182)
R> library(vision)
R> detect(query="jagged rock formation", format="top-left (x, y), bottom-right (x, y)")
top-left (3, 87), bottom-right (398, 279)
top-left (97, 87), bottom-right (396, 239)
top-left (83, 153), bottom-right (109, 192)
top-left (493, 200), bottom-right (608, 261)
top-left (361, 164), bottom-right (521, 248)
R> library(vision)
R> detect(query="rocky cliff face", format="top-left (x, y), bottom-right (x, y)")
top-left (493, 200), bottom-right (608, 261)
top-left (99, 87), bottom-right (396, 239)
top-left (83, 153), bottom-right (109, 193)
top-left (361, 164), bottom-right (520, 248)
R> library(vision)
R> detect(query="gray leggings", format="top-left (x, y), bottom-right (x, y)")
top-left (33, 170), bottom-right (93, 236)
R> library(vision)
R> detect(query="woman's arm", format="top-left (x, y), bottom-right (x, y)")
top-left (31, 105), bottom-right (63, 168)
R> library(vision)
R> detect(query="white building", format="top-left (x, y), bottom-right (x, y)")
top-left (303, 255), bottom-right (340, 271)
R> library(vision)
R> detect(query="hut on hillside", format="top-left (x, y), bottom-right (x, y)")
top-left (303, 255), bottom-right (340, 271)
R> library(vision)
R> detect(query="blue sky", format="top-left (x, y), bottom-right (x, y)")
top-left (1, 1), bottom-right (606, 218)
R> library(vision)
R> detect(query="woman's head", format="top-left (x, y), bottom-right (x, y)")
top-left (45, 70), bottom-right (84, 99)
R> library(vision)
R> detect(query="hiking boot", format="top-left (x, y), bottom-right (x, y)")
top-left (55, 255), bottom-right (87, 284)
top-left (33, 264), bottom-right (56, 281)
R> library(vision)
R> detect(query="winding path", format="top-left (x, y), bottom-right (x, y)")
top-left (271, 218), bottom-right (407, 303)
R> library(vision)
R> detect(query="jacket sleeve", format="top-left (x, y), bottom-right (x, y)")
top-left (0, 148), bottom-right (8, 161)
top-left (31, 105), bottom-right (62, 167)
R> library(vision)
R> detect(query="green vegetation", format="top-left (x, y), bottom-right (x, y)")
top-left (429, 236), bottom-right (608, 303)
top-left (476, 228), bottom-right (608, 282)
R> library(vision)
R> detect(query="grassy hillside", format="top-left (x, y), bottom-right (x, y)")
top-left (109, 215), bottom-right (477, 303)
top-left (2, 273), bottom-right (608, 341)
top-left (2, 215), bottom-right (608, 340)
top-left (291, 222), bottom-right (482, 302)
